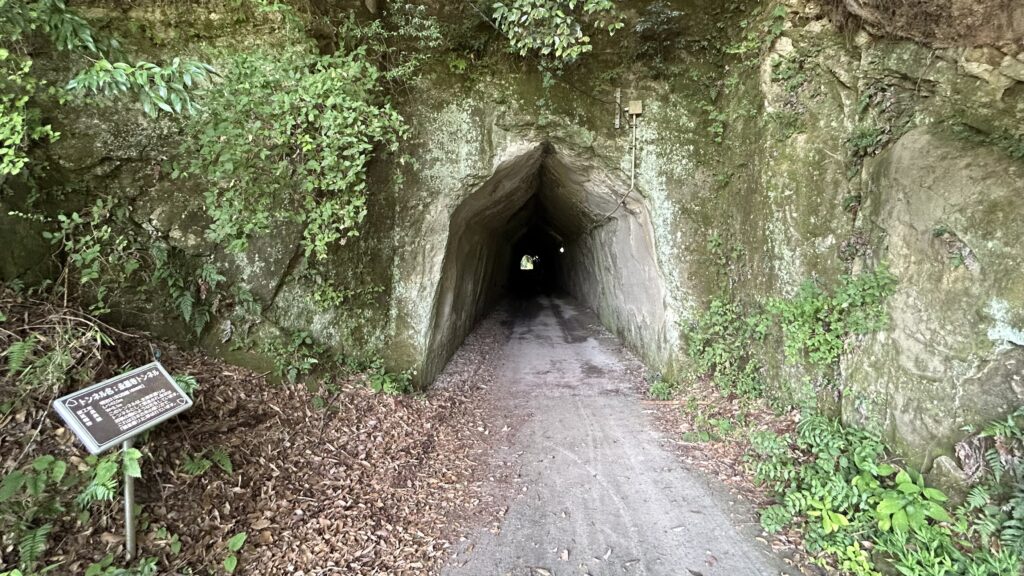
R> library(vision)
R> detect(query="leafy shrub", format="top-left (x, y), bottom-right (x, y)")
top-left (648, 379), bottom-right (677, 400)
top-left (15, 199), bottom-right (226, 334)
top-left (1, 0), bottom-right (209, 177)
top-left (847, 123), bottom-right (890, 159)
top-left (490, 0), bottom-right (623, 64)
top-left (260, 331), bottom-right (325, 384)
top-left (174, 3), bottom-right (407, 261)
top-left (748, 413), bottom-right (1024, 575)
top-left (768, 264), bottom-right (897, 368)
top-left (365, 360), bottom-right (414, 395)
top-left (685, 298), bottom-right (768, 397)
top-left (1, 450), bottom-right (142, 572)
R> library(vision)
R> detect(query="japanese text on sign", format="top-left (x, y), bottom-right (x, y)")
top-left (53, 362), bottom-right (192, 454)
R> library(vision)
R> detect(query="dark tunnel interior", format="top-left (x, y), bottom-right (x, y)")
top-left (506, 219), bottom-right (564, 300)
top-left (417, 144), bottom-right (671, 385)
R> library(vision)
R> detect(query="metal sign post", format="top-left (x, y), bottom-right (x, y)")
top-left (53, 361), bottom-right (193, 561)
top-left (123, 437), bottom-right (136, 561)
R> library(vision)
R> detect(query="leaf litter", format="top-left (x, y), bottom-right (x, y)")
top-left (1, 293), bottom-right (513, 575)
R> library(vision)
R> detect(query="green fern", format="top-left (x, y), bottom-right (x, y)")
top-left (174, 374), bottom-right (199, 397)
top-left (75, 457), bottom-right (119, 507)
top-left (4, 336), bottom-right (38, 376)
top-left (984, 449), bottom-right (1006, 483)
top-left (209, 448), bottom-right (233, 475)
top-left (18, 523), bottom-right (51, 568)
top-left (181, 454), bottom-right (212, 476)
top-left (966, 485), bottom-right (991, 510)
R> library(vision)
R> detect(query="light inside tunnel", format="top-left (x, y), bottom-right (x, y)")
top-left (419, 143), bottom-right (672, 385)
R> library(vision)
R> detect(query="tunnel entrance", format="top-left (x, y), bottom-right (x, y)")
top-left (418, 143), bottom-right (672, 385)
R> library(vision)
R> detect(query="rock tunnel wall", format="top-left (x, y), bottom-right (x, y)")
top-left (544, 155), bottom-right (674, 372)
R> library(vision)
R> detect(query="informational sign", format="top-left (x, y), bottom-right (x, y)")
top-left (53, 361), bottom-right (192, 455)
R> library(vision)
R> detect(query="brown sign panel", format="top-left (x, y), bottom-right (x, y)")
top-left (53, 362), bottom-right (192, 454)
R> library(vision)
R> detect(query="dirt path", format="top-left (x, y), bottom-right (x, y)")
top-left (443, 295), bottom-right (794, 576)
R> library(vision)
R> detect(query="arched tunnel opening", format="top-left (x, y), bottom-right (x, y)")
top-left (419, 142), bottom-right (673, 385)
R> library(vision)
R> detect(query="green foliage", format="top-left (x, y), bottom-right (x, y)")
top-left (958, 408), bottom-right (1024, 561)
top-left (174, 374), bottom-right (200, 398)
top-left (17, 198), bottom-right (226, 333)
top-left (344, 3), bottom-right (443, 87)
top-left (680, 399), bottom-right (747, 443)
top-left (875, 468), bottom-right (950, 533)
top-left (1, 449), bottom-right (135, 571)
top-left (151, 244), bottom-right (226, 336)
top-left (749, 416), bottom-right (907, 574)
top-left (701, 102), bottom-right (728, 143)
top-left (181, 453), bottom-right (213, 477)
top-left (0, 303), bottom-right (111, 414)
top-left (122, 448), bottom-right (143, 479)
top-left (66, 58), bottom-right (214, 117)
top-left (685, 297), bottom-right (768, 397)
top-left (490, 0), bottom-right (623, 64)
top-left (648, 378), bottom-right (676, 400)
top-left (75, 454), bottom-right (121, 507)
top-left (630, 1), bottom-right (684, 68)
top-left (223, 531), bottom-right (247, 574)
top-left (210, 447), bottom-right (234, 475)
top-left (847, 123), bottom-right (888, 159)
top-left (0, 0), bottom-right (208, 177)
top-left (950, 123), bottom-right (1024, 162)
top-left (367, 363), bottom-right (414, 395)
top-left (175, 3), bottom-right (406, 261)
top-left (84, 554), bottom-right (159, 576)
top-left (771, 53), bottom-right (808, 94)
top-left (181, 447), bottom-right (232, 477)
top-left (261, 331), bottom-right (325, 384)
top-left (0, 45), bottom-right (58, 176)
top-left (768, 264), bottom-right (897, 368)
top-left (749, 413), bottom-right (1024, 575)
top-left (38, 198), bottom-right (143, 315)
top-left (724, 4), bottom-right (787, 55)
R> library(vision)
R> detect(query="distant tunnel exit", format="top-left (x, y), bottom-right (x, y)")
top-left (510, 224), bottom-right (562, 299)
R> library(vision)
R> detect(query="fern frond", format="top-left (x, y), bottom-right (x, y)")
top-left (210, 448), bottom-right (233, 475)
top-left (182, 454), bottom-right (212, 476)
top-left (4, 336), bottom-right (38, 376)
top-left (18, 523), bottom-right (52, 568)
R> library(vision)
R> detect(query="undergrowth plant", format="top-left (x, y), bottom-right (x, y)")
top-left (0, 293), bottom-right (156, 572)
top-left (685, 297), bottom-right (768, 397)
top-left (748, 412), bottom-right (1024, 575)
top-left (14, 198), bottom-right (226, 335)
top-left (0, 447), bottom-right (144, 572)
top-left (767, 264), bottom-right (897, 369)
top-left (1, 0), bottom-right (210, 178)
top-left (367, 361), bottom-right (415, 395)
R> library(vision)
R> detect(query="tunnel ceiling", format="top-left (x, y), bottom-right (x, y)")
top-left (418, 142), bottom-right (674, 386)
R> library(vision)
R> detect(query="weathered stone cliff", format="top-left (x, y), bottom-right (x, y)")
top-left (2, 0), bottom-right (1021, 483)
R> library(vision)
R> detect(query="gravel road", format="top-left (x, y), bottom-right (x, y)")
top-left (443, 295), bottom-right (795, 576)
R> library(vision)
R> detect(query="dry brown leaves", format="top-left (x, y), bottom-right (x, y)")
top-left (1, 293), bottom-right (511, 575)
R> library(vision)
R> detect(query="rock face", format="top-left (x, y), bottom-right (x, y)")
top-left (3, 0), bottom-right (1023, 471)
top-left (837, 0), bottom-right (1024, 46)
top-left (844, 128), bottom-right (1024, 469)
